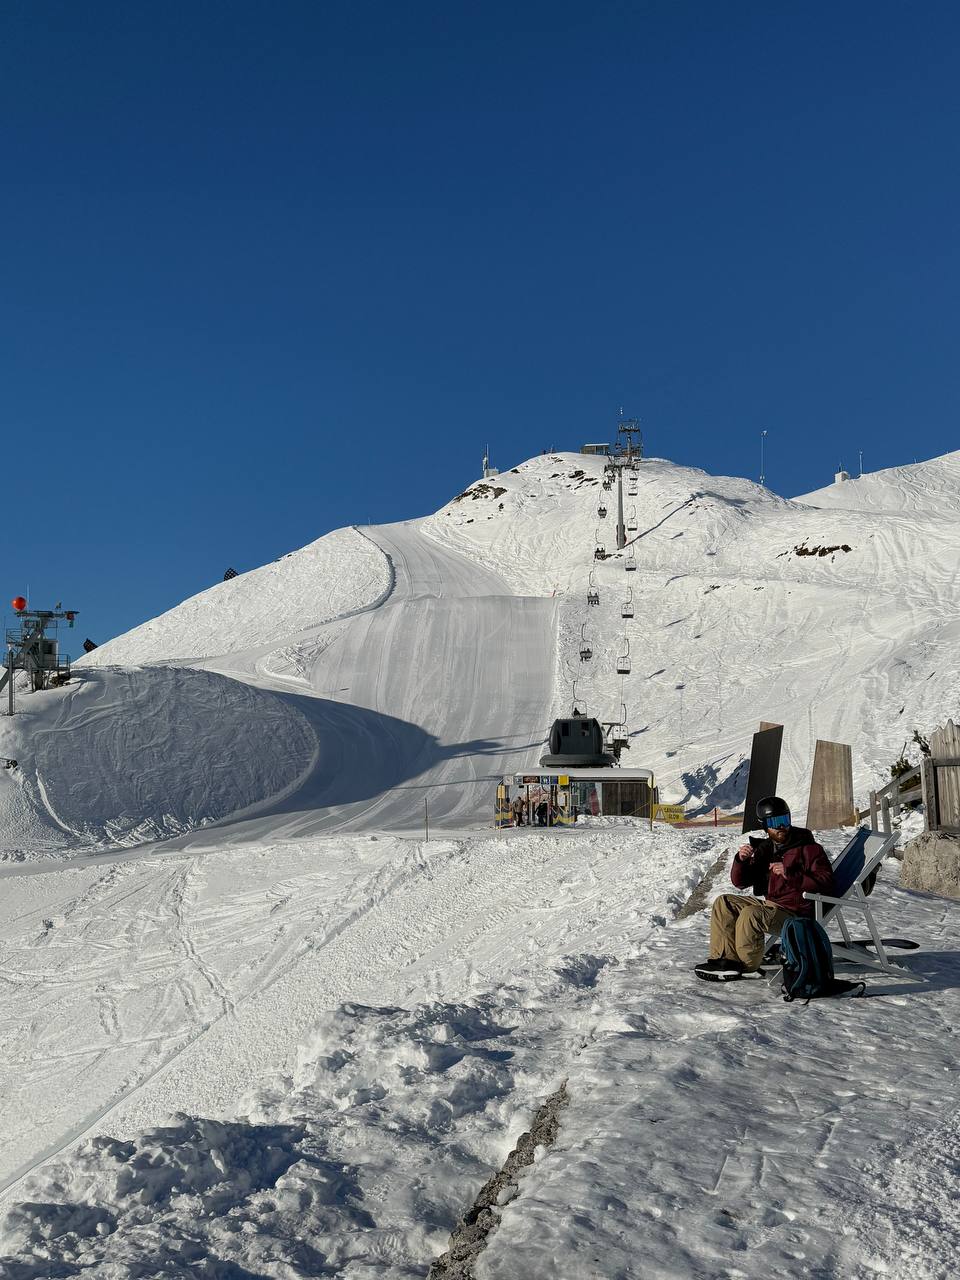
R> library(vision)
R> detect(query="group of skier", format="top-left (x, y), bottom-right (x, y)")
top-left (511, 797), bottom-right (554, 826)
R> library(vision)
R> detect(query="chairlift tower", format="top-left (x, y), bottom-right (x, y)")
top-left (1, 598), bottom-right (78, 715)
top-left (617, 417), bottom-right (643, 463)
top-left (615, 464), bottom-right (626, 550)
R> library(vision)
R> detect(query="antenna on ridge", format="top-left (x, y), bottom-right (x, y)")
top-left (759, 430), bottom-right (767, 487)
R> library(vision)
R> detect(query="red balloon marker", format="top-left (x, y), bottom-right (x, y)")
top-left (11, 597), bottom-right (27, 612)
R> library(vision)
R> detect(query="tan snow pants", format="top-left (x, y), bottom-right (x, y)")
top-left (710, 895), bottom-right (794, 970)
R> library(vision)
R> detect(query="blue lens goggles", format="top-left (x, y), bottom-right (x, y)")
top-left (763, 813), bottom-right (791, 830)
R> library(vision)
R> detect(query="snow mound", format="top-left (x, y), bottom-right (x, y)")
top-left (81, 525), bottom-right (392, 666)
top-left (0, 666), bottom-right (317, 850)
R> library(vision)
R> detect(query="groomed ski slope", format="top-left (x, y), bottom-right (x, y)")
top-left (1, 521), bottom-right (558, 856)
top-left (176, 520), bottom-right (558, 838)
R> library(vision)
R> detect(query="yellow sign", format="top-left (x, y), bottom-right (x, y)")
top-left (653, 803), bottom-right (686, 823)
top-left (558, 775), bottom-right (569, 786)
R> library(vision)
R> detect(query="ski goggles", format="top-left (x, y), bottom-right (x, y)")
top-left (762, 813), bottom-right (791, 830)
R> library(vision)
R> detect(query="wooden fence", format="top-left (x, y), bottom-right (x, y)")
top-left (866, 719), bottom-right (960, 835)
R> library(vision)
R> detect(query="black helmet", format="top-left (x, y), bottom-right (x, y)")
top-left (756, 795), bottom-right (791, 828)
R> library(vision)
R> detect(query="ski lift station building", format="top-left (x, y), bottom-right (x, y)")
top-left (507, 767), bottom-right (658, 825)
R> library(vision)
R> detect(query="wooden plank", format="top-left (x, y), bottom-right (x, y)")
top-left (921, 756), bottom-right (936, 833)
top-left (805, 739), bottom-right (857, 829)
top-left (930, 720), bottom-right (960, 830)
top-left (741, 722), bottom-right (784, 833)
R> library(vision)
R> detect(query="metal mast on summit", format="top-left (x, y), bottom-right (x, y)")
top-left (617, 415), bottom-right (643, 462)
top-left (603, 411), bottom-right (643, 551)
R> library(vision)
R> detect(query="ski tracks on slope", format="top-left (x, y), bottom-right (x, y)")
top-left (0, 837), bottom-right (454, 1202)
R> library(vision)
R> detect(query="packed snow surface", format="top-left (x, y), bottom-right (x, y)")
top-left (0, 827), bottom-right (955, 1278)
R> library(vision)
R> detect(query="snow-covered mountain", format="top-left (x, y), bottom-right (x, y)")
top-left (2, 448), bottom-right (958, 1280)
top-left (426, 449), bottom-right (960, 810)
top-left (2, 447), bottom-right (958, 858)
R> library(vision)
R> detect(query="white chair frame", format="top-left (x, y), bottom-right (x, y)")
top-left (769, 827), bottom-right (913, 980)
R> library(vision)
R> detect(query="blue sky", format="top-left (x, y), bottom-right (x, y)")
top-left (3, 1), bottom-right (958, 644)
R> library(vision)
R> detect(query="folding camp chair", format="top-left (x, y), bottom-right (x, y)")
top-left (804, 826), bottom-right (910, 976)
top-left (766, 827), bottom-right (911, 979)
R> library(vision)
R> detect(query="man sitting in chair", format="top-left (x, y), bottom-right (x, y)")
top-left (695, 796), bottom-right (835, 981)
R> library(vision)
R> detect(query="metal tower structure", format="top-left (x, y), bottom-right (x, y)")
top-left (616, 417), bottom-right (643, 463)
top-left (2, 600), bottom-right (78, 715)
top-left (615, 463), bottom-right (626, 550)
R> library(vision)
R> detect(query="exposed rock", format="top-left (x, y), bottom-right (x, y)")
top-left (900, 832), bottom-right (960, 900)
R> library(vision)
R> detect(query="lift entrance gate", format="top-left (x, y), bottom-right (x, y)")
top-left (500, 767), bottom-right (658, 827)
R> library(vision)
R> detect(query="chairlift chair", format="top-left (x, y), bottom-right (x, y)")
top-left (598, 504), bottom-right (607, 519)
top-left (594, 546), bottom-right (606, 560)
top-left (616, 639), bottom-right (631, 675)
top-left (625, 550), bottom-right (637, 572)
top-left (602, 701), bottom-right (631, 760)
top-left (587, 590), bottom-right (600, 606)
top-left (621, 587), bottom-right (634, 619)
top-left (579, 623), bottom-right (593, 662)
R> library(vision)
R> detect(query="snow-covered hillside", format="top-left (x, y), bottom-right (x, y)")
top-left (425, 450), bottom-right (960, 811)
top-left (798, 449), bottom-right (960, 517)
top-left (81, 525), bottom-right (393, 666)
top-left (4, 448), bottom-right (959, 854)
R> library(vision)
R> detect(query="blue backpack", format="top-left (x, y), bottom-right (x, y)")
top-left (779, 917), bottom-right (866, 1002)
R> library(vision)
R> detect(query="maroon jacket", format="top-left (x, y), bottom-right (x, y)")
top-left (730, 825), bottom-right (834, 916)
